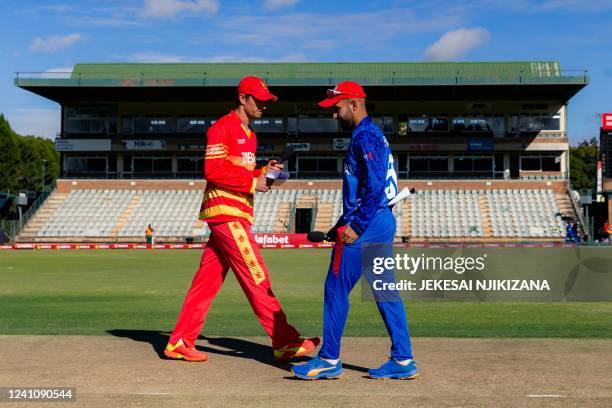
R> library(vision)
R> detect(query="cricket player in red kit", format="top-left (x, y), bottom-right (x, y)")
top-left (165, 76), bottom-right (319, 362)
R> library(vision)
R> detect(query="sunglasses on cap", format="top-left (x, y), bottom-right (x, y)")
top-left (326, 88), bottom-right (361, 98)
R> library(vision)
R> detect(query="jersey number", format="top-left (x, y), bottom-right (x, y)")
top-left (385, 154), bottom-right (398, 200)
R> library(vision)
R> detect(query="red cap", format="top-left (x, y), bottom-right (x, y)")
top-left (318, 81), bottom-right (366, 108)
top-left (237, 76), bottom-right (278, 102)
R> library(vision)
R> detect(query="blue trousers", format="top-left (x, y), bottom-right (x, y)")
top-left (318, 209), bottom-right (413, 360)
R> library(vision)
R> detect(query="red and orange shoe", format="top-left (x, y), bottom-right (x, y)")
top-left (273, 337), bottom-right (320, 362)
top-left (164, 339), bottom-right (208, 362)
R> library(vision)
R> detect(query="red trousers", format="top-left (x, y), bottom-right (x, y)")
top-left (169, 220), bottom-right (300, 348)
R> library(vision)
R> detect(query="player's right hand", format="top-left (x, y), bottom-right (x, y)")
top-left (255, 174), bottom-right (270, 192)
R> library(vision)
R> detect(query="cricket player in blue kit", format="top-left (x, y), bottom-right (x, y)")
top-left (292, 81), bottom-right (418, 380)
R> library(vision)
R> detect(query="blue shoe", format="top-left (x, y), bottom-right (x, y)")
top-left (291, 356), bottom-right (343, 380)
top-left (367, 358), bottom-right (419, 380)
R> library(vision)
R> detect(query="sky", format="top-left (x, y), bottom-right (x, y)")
top-left (1, 0), bottom-right (611, 144)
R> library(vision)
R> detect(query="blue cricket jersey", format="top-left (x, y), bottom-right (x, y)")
top-left (338, 116), bottom-right (398, 236)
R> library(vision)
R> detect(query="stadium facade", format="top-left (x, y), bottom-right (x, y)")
top-left (14, 62), bottom-right (591, 243)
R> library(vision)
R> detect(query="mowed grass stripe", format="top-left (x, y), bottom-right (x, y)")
top-left (1, 249), bottom-right (611, 337)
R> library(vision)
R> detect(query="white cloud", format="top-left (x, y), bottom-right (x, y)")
top-left (142, 0), bottom-right (219, 18)
top-left (424, 28), bottom-right (491, 61)
top-left (203, 52), bottom-right (308, 62)
top-left (125, 51), bottom-right (307, 63)
top-left (28, 33), bottom-right (81, 53)
top-left (264, 0), bottom-right (299, 11)
top-left (9, 108), bottom-right (61, 140)
top-left (128, 51), bottom-right (189, 62)
top-left (191, 8), bottom-right (461, 56)
top-left (477, 0), bottom-right (612, 12)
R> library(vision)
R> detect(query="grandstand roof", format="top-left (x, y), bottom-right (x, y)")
top-left (15, 61), bottom-right (587, 102)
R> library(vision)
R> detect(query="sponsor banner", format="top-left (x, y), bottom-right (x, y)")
top-left (2, 241), bottom-right (571, 250)
top-left (602, 113), bottom-right (612, 130)
top-left (333, 138), bottom-right (352, 151)
top-left (56, 139), bottom-right (111, 152)
top-left (178, 144), bottom-right (205, 151)
top-left (467, 138), bottom-right (494, 151)
top-left (124, 140), bottom-right (166, 150)
top-left (254, 233), bottom-right (329, 246)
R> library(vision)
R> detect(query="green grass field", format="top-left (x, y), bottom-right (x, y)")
top-left (1, 248), bottom-right (611, 338)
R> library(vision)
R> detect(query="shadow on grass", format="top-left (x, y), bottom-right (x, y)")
top-left (106, 329), bottom-right (368, 374)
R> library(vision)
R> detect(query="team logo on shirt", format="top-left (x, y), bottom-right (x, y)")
top-left (237, 138), bottom-right (246, 144)
top-left (242, 152), bottom-right (256, 164)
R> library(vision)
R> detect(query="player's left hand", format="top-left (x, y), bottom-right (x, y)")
top-left (267, 160), bottom-right (284, 171)
top-left (341, 225), bottom-right (359, 244)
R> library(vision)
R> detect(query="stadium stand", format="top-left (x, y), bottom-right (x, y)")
top-left (12, 61), bottom-right (591, 243)
top-left (16, 180), bottom-right (576, 243)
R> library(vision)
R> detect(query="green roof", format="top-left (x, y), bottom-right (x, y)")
top-left (15, 61), bottom-right (588, 87)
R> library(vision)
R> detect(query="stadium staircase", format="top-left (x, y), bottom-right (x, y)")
top-left (314, 202), bottom-right (333, 232)
top-left (110, 195), bottom-right (141, 238)
top-left (273, 202), bottom-right (292, 232)
top-left (17, 191), bottom-right (68, 242)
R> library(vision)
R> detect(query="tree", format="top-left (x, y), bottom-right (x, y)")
top-left (0, 115), bottom-right (22, 193)
top-left (0, 114), bottom-right (59, 194)
top-left (569, 138), bottom-right (598, 192)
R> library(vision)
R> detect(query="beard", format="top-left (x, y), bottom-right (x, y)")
top-left (338, 117), bottom-right (352, 131)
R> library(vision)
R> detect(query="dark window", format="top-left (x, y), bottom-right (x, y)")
top-left (408, 118), bottom-right (427, 132)
top-left (372, 116), bottom-right (394, 133)
top-left (121, 118), bottom-right (133, 134)
top-left (133, 158), bottom-right (153, 172)
top-left (123, 155), bottom-right (132, 172)
top-left (133, 118), bottom-right (173, 133)
top-left (298, 118), bottom-right (339, 133)
top-left (66, 119), bottom-right (108, 133)
top-left (521, 157), bottom-right (541, 171)
top-left (177, 118), bottom-right (209, 133)
top-left (410, 158), bottom-right (428, 171)
top-left (299, 158), bottom-right (318, 172)
top-left (251, 118), bottom-right (284, 133)
top-left (66, 158), bottom-right (87, 172)
top-left (454, 157), bottom-right (473, 171)
top-left (318, 158), bottom-right (338, 172)
top-left (66, 157), bottom-right (107, 172)
top-left (519, 114), bottom-right (560, 132)
top-left (89, 159), bottom-right (106, 172)
top-left (494, 154), bottom-right (504, 172)
top-left (408, 117), bottom-right (448, 133)
top-left (474, 158), bottom-right (493, 171)
top-left (153, 158), bottom-right (172, 172)
top-left (540, 115), bottom-right (560, 131)
top-left (542, 156), bottom-right (561, 171)
top-left (178, 157), bottom-right (202, 172)
top-left (429, 158), bottom-right (448, 171)
top-left (297, 157), bottom-right (338, 173)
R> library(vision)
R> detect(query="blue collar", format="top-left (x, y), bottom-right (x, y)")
top-left (353, 115), bottom-right (371, 136)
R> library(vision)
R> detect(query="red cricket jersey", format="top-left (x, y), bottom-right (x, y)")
top-left (199, 110), bottom-right (265, 224)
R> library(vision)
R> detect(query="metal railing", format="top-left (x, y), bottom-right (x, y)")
top-left (0, 220), bottom-right (19, 243)
top-left (17, 180), bottom-right (57, 235)
top-left (567, 190), bottom-right (589, 240)
top-left (15, 68), bottom-right (589, 87)
top-left (286, 201), bottom-right (297, 233)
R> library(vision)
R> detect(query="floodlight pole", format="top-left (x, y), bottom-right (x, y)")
top-left (42, 159), bottom-right (47, 197)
